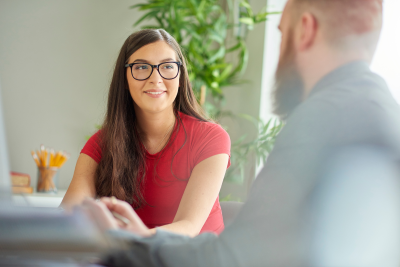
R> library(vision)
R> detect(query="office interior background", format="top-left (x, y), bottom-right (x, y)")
top-left (0, 0), bottom-right (398, 201)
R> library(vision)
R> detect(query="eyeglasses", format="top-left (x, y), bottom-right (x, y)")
top-left (125, 62), bottom-right (181, 81)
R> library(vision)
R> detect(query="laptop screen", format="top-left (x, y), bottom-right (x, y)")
top-left (0, 79), bottom-right (12, 203)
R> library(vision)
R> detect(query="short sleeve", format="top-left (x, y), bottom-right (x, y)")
top-left (81, 130), bottom-right (103, 164)
top-left (192, 123), bottom-right (231, 169)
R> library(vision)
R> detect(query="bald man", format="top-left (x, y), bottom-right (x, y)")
top-left (85, 0), bottom-right (400, 266)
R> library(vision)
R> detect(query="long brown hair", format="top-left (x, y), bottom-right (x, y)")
top-left (96, 29), bottom-right (209, 208)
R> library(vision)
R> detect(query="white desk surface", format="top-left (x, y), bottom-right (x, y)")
top-left (12, 190), bottom-right (66, 208)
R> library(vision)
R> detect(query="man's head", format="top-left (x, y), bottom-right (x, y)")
top-left (273, 0), bottom-right (383, 119)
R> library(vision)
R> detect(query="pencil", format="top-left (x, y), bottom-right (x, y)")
top-left (58, 153), bottom-right (70, 168)
top-left (111, 211), bottom-right (130, 226)
top-left (31, 151), bottom-right (40, 167)
top-left (53, 151), bottom-right (62, 167)
top-left (36, 150), bottom-right (42, 167)
top-left (49, 149), bottom-right (55, 167)
top-left (40, 145), bottom-right (45, 167)
top-left (43, 148), bottom-right (48, 167)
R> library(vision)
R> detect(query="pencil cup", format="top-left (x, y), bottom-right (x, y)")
top-left (37, 167), bottom-right (59, 193)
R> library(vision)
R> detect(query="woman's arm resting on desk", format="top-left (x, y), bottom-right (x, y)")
top-left (60, 153), bottom-right (97, 210)
top-left (159, 153), bottom-right (229, 237)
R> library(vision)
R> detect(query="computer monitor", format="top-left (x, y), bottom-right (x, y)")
top-left (0, 79), bottom-right (12, 204)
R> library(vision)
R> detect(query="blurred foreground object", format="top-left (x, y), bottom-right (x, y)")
top-left (0, 79), bottom-right (11, 204)
top-left (0, 207), bottom-right (117, 265)
top-left (310, 146), bottom-right (400, 267)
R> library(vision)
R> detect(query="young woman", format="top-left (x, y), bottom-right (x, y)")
top-left (61, 29), bottom-right (231, 237)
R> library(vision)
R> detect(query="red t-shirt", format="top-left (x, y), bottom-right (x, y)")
top-left (81, 112), bottom-right (231, 234)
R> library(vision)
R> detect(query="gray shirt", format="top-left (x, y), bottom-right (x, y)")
top-left (103, 61), bottom-right (400, 267)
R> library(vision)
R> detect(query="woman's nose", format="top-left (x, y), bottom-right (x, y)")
top-left (148, 66), bottom-right (163, 83)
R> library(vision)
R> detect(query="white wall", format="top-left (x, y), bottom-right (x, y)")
top-left (0, 0), bottom-right (140, 189)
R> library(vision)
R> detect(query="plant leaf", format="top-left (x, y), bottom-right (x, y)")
top-left (239, 17), bottom-right (254, 26)
top-left (208, 46), bottom-right (225, 63)
top-left (134, 10), bottom-right (160, 26)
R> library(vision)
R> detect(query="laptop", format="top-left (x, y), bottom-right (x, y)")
top-left (0, 80), bottom-right (116, 265)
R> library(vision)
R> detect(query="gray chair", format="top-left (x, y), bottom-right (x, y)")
top-left (220, 201), bottom-right (243, 226)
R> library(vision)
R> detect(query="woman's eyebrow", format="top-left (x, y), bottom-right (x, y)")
top-left (133, 58), bottom-right (176, 63)
top-left (160, 58), bottom-right (175, 62)
top-left (133, 59), bottom-right (149, 63)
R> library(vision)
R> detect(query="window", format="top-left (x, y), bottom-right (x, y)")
top-left (371, 0), bottom-right (400, 103)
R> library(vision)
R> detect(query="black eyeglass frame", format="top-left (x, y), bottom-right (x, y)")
top-left (125, 61), bottom-right (182, 81)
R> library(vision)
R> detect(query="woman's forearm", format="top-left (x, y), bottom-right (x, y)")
top-left (155, 220), bottom-right (200, 237)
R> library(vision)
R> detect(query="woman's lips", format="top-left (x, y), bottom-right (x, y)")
top-left (144, 90), bottom-right (166, 98)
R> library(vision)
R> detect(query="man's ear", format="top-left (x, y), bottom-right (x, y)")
top-left (296, 12), bottom-right (318, 51)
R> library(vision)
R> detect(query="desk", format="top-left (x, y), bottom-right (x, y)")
top-left (12, 190), bottom-right (66, 208)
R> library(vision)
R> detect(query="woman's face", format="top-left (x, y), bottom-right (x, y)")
top-left (126, 41), bottom-right (180, 115)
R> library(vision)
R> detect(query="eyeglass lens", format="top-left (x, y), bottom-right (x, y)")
top-left (131, 63), bottom-right (179, 80)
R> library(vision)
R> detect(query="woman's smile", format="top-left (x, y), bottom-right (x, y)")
top-left (144, 89), bottom-right (167, 98)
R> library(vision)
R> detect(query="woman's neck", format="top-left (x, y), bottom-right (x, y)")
top-left (135, 107), bottom-right (176, 141)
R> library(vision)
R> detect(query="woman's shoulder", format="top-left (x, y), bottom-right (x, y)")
top-left (178, 113), bottom-right (231, 165)
top-left (179, 112), bottom-right (227, 134)
top-left (87, 129), bottom-right (103, 143)
top-left (179, 112), bottom-right (230, 143)
top-left (82, 130), bottom-right (103, 164)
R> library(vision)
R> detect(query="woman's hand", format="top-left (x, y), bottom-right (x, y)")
top-left (81, 198), bottom-right (120, 232)
top-left (101, 197), bottom-right (153, 237)
top-left (82, 197), bottom-right (153, 237)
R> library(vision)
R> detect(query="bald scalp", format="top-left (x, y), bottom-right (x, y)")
top-left (291, 0), bottom-right (383, 49)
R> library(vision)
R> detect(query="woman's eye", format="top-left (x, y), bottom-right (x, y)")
top-left (135, 65), bottom-right (149, 70)
top-left (162, 64), bottom-right (174, 69)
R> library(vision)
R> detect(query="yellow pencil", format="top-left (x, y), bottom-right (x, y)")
top-left (43, 148), bottom-right (48, 167)
top-left (31, 151), bottom-right (40, 167)
top-left (57, 152), bottom-right (66, 167)
top-left (40, 144), bottom-right (45, 167)
top-left (36, 150), bottom-right (42, 167)
top-left (53, 151), bottom-right (62, 167)
top-left (49, 149), bottom-right (55, 167)
top-left (58, 153), bottom-right (70, 168)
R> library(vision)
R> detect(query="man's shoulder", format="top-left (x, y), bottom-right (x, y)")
top-left (298, 70), bottom-right (397, 122)
top-left (306, 69), bottom-right (395, 113)
top-left (280, 73), bottom-right (400, 149)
